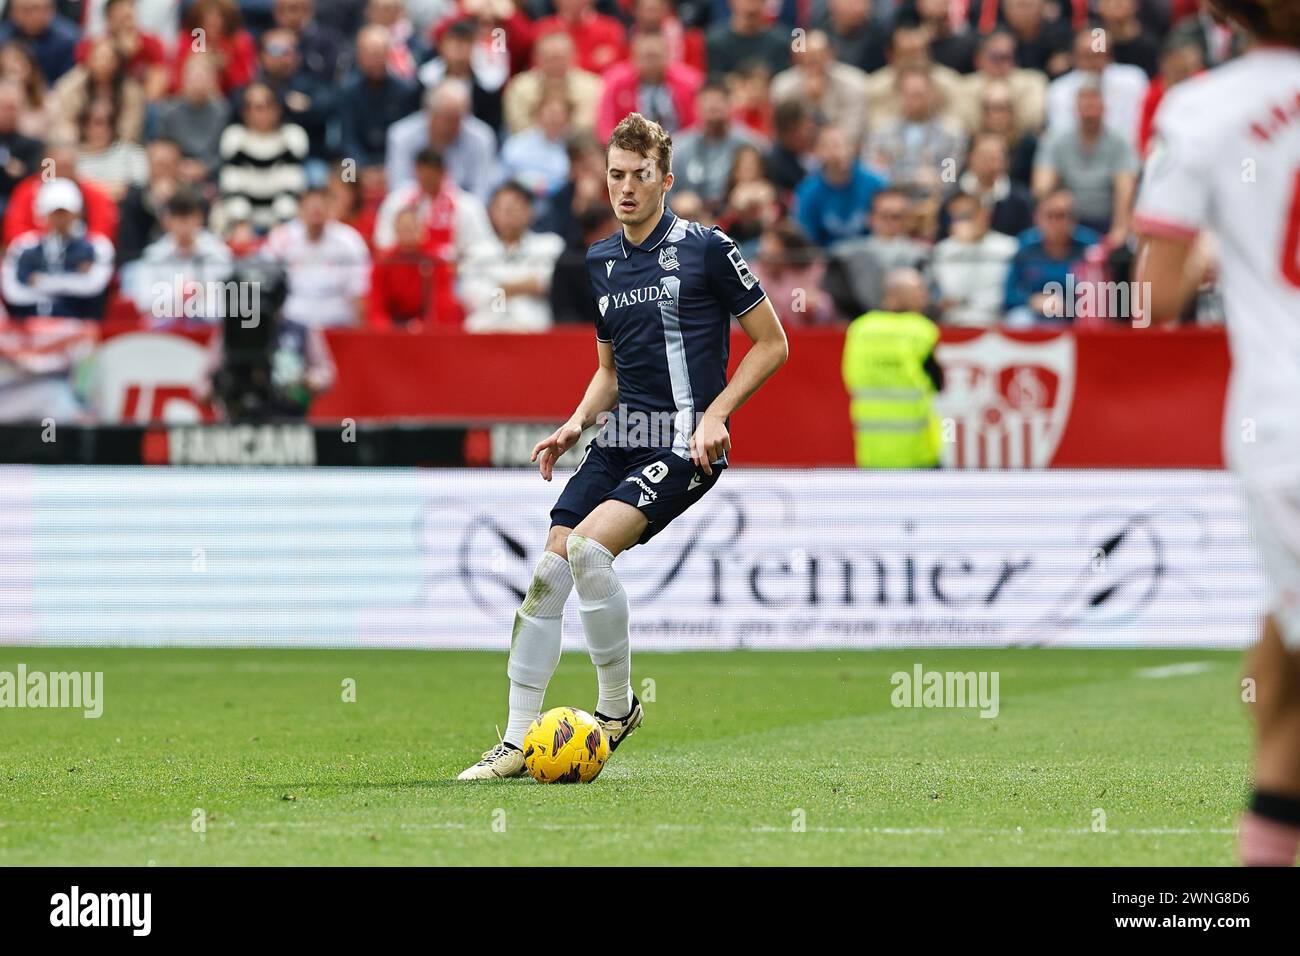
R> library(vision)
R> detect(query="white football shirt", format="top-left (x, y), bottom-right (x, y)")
top-left (1135, 47), bottom-right (1300, 482)
top-left (263, 220), bottom-right (372, 329)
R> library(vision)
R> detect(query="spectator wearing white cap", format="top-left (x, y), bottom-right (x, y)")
top-left (1, 177), bottom-right (115, 319)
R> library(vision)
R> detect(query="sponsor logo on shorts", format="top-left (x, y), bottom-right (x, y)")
top-left (626, 475), bottom-right (659, 508)
top-left (625, 476), bottom-right (659, 499)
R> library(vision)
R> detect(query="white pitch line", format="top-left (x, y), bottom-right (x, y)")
top-left (0, 819), bottom-right (1234, 837)
top-left (0, 819), bottom-right (1240, 838)
top-left (1135, 662), bottom-right (1214, 679)
top-left (223, 821), bottom-right (1235, 837)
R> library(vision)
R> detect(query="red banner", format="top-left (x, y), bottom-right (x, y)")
top-left (88, 325), bottom-right (1231, 468)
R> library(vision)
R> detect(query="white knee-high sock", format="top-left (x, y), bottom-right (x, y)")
top-left (567, 533), bottom-right (633, 718)
top-left (504, 551), bottom-right (572, 747)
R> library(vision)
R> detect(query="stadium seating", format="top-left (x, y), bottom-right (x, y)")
top-left (0, 0), bottom-right (1233, 425)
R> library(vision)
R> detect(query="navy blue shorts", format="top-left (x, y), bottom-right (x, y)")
top-left (549, 440), bottom-right (724, 546)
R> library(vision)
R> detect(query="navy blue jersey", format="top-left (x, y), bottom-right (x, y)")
top-left (587, 210), bottom-right (767, 459)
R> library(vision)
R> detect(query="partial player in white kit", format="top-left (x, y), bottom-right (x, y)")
top-left (1134, 0), bottom-right (1300, 865)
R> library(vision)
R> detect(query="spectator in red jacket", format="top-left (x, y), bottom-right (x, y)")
top-left (76, 0), bottom-right (169, 101)
top-left (367, 206), bottom-right (444, 330)
top-left (4, 142), bottom-right (120, 246)
top-left (430, 0), bottom-right (535, 77)
top-left (533, 0), bottom-right (626, 75)
top-left (372, 149), bottom-right (490, 326)
top-left (596, 31), bottom-right (701, 142)
top-left (171, 0), bottom-right (257, 95)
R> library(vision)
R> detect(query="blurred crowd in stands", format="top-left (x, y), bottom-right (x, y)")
top-left (0, 0), bottom-right (1240, 344)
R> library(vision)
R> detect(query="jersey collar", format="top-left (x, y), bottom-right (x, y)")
top-left (619, 209), bottom-right (676, 258)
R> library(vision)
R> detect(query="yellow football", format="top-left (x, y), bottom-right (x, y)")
top-left (523, 707), bottom-right (610, 783)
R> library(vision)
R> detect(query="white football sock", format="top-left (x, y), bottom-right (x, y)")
top-left (504, 550), bottom-right (572, 747)
top-left (567, 533), bottom-right (633, 718)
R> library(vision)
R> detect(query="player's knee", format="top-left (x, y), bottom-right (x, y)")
top-left (545, 524), bottom-right (571, 560)
top-left (567, 532), bottom-right (619, 601)
top-left (565, 531), bottom-right (597, 571)
top-left (566, 532), bottom-right (612, 571)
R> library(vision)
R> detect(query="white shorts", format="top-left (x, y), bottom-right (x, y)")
top-left (1245, 479), bottom-right (1300, 648)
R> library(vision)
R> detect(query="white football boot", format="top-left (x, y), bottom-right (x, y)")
top-left (594, 694), bottom-right (643, 751)
top-left (456, 741), bottom-right (526, 780)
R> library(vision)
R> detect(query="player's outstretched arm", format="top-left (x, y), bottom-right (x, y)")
top-left (531, 339), bottom-right (619, 481)
top-left (690, 298), bottom-right (789, 475)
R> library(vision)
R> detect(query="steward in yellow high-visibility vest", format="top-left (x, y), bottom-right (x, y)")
top-left (841, 277), bottom-right (945, 468)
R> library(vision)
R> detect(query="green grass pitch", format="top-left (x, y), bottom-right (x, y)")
top-left (0, 647), bottom-right (1251, 866)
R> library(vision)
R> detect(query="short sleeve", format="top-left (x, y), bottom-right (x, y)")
top-left (1116, 136), bottom-right (1139, 176)
top-left (1032, 128), bottom-right (1061, 173)
top-left (589, 258), bottom-right (611, 342)
top-left (705, 227), bottom-right (766, 317)
top-left (1133, 90), bottom-right (1212, 241)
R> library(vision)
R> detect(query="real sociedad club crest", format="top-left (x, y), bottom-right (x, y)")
top-left (658, 244), bottom-right (679, 271)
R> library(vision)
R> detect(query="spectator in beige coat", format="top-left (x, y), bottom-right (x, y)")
top-left (502, 31), bottom-right (601, 136)
top-left (47, 36), bottom-right (145, 143)
top-left (771, 30), bottom-right (868, 148)
top-left (864, 21), bottom-right (962, 134)
top-left (955, 29), bottom-right (1047, 136)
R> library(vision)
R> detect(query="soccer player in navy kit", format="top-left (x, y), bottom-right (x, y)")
top-left (459, 113), bottom-right (789, 779)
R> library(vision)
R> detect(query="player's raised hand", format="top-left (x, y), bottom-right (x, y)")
top-left (531, 419), bottom-right (584, 481)
top-left (689, 414), bottom-right (731, 476)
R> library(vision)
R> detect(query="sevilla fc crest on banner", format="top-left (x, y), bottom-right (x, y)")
top-left (934, 330), bottom-right (1076, 469)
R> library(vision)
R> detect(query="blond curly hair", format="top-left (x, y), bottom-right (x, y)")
top-left (607, 112), bottom-right (674, 179)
